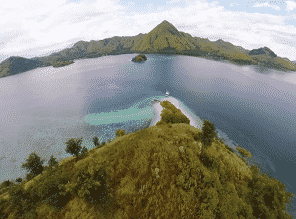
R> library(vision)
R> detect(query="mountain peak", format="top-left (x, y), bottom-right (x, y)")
top-left (159, 20), bottom-right (172, 26)
top-left (148, 20), bottom-right (181, 37)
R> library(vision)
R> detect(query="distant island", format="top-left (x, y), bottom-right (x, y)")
top-left (132, 54), bottom-right (147, 62)
top-left (1, 20), bottom-right (296, 79)
top-left (52, 60), bottom-right (74, 68)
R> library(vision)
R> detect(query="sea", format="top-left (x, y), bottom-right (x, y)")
top-left (0, 53), bottom-right (295, 216)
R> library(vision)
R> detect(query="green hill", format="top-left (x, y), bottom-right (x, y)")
top-left (0, 100), bottom-right (295, 218)
top-left (0, 20), bottom-right (295, 79)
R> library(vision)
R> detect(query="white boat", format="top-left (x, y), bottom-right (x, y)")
top-left (165, 90), bottom-right (169, 97)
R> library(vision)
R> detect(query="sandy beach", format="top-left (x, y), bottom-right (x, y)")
top-left (149, 96), bottom-right (203, 130)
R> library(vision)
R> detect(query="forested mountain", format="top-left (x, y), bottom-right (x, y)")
top-left (0, 20), bottom-right (295, 79)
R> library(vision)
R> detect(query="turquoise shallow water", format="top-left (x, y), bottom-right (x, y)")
top-left (79, 95), bottom-right (167, 145)
top-left (82, 96), bottom-right (162, 126)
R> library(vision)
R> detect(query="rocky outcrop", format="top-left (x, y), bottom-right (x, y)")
top-left (131, 54), bottom-right (147, 62)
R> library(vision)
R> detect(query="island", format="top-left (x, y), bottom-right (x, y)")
top-left (1, 20), bottom-right (296, 78)
top-left (131, 54), bottom-right (147, 62)
top-left (52, 60), bottom-right (75, 68)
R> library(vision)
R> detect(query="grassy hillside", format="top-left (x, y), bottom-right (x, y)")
top-left (0, 100), bottom-right (295, 218)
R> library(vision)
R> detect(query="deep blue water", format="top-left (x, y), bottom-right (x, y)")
top-left (0, 53), bottom-right (295, 215)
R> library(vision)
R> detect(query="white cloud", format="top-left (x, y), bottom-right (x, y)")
top-left (286, 0), bottom-right (296, 12)
top-left (230, 2), bottom-right (239, 7)
top-left (0, 0), bottom-right (296, 62)
top-left (252, 2), bottom-right (281, 11)
top-left (0, 0), bottom-right (127, 60)
top-left (166, 0), bottom-right (182, 4)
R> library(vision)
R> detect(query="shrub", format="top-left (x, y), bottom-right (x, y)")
top-left (1, 179), bottom-right (14, 188)
top-left (193, 132), bottom-right (203, 141)
top-left (29, 163), bottom-right (74, 210)
top-left (200, 149), bottom-right (215, 168)
top-left (41, 186), bottom-right (72, 210)
top-left (7, 184), bottom-right (37, 218)
top-left (0, 198), bottom-right (10, 218)
top-left (225, 145), bottom-right (234, 153)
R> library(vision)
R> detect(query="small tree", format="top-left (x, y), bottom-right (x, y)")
top-left (115, 129), bottom-right (126, 137)
top-left (48, 155), bottom-right (58, 168)
top-left (0, 180), bottom-right (14, 193)
top-left (92, 136), bottom-right (101, 148)
top-left (236, 146), bottom-right (252, 166)
top-left (236, 146), bottom-right (252, 159)
top-left (21, 152), bottom-right (45, 177)
top-left (25, 173), bottom-right (35, 181)
top-left (65, 137), bottom-right (83, 158)
top-left (15, 177), bottom-right (23, 183)
top-left (1, 180), bottom-right (13, 187)
top-left (79, 146), bottom-right (89, 159)
top-left (201, 120), bottom-right (217, 148)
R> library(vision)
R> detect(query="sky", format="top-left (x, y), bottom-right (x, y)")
top-left (0, 0), bottom-right (296, 62)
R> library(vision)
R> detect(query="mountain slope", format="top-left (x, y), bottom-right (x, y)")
top-left (0, 56), bottom-right (43, 78)
top-left (0, 20), bottom-right (296, 79)
top-left (0, 100), bottom-right (295, 218)
top-left (249, 46), bottom-right (277, 57)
